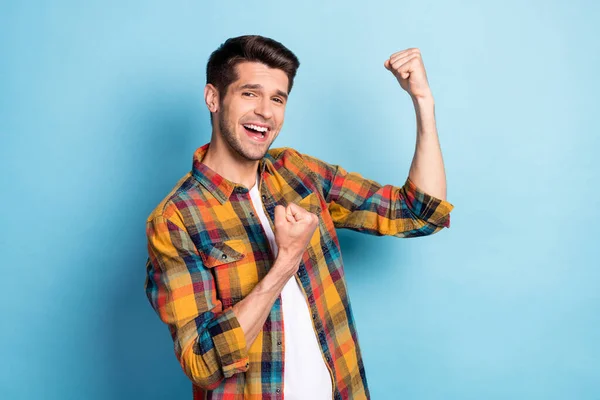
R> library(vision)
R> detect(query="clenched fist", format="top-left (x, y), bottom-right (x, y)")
top-left (384, 48), bottom-right (433, 100)
top-left (273, 203), bottom-right (319, 267)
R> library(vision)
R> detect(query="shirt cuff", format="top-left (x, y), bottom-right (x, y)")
top-left (403, 176), bottom-right (454, 228)
top-left (205, 307), bottom-right (250, 378)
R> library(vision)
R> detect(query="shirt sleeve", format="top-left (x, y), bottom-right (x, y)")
top-left (144, 213), bottom-right (249, 390)
top-left (297, 150), bottom-right (455, 238)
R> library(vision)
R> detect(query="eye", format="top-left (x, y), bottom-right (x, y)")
top-left (242, 92), bottom-right (256, 97)
top-left (272, 97), bottom-right (284, 104)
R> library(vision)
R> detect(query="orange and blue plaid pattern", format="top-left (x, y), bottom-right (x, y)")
top-left (145, 143), bottom-right (454, 399)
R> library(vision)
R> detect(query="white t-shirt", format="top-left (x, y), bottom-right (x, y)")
top-left (248, 174), bottom-right (333, 400)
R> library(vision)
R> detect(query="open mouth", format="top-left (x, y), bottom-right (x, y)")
top-left (242, 123), bottom-right (269, 141)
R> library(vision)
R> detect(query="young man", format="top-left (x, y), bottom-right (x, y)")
top-left (145, 35), bottom-right (453, 400)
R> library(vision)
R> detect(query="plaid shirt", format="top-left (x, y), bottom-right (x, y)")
top-left (145, 143), bottom-right (454, 399)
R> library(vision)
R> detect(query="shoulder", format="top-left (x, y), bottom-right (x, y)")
top-left (266, 146), bottom-right (326, 168)
top-left (266, 146), bottom-right (301, 161)
top-left (146, 171), bottom-right (198, 225)
top-left (267, 147), bottom-right (326, 179)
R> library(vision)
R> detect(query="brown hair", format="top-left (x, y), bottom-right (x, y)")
top-left (206, 35), bottom-right (300, 100)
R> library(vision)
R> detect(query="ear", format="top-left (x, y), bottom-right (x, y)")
top-left (204, 84), bottom-right (220, 113)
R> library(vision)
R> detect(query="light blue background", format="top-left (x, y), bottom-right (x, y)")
top-left (2, 1), bottom-right (599, 399)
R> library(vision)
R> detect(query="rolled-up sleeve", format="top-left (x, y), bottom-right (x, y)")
top-left (145, 213), bottom-right (249, 390)
top-left (298, 150), bottom-right (454, 238)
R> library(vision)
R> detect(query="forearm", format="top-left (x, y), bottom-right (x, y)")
top-left (232, 254), bottom-right (299, 349)
top-left (408, 95), bottom-right (448, 201)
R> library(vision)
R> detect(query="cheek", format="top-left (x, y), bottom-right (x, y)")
top-left (275, 108), bottom-right (286, 127)
top-left (228, 100), bottom-right (253, 121)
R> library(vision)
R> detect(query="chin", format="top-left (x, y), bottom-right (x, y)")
top-left (234, 143), bottom-right (269, 162)
top-left (240, 135), bottom-right (275, 159)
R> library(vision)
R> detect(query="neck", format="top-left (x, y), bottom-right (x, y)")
top-left (202, 135), bottom-right (259, 190)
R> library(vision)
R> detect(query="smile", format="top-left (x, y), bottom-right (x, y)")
top-left (242, 123), bottom-right (271, 142)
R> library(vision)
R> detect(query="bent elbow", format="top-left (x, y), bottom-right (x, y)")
top-left (180, 344), bottom-right (225, 390)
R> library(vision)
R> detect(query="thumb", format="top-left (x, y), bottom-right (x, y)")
top-left (285, 204), bottom-right (297, 223)
top-left (384, 58), bottom-right (391, 70)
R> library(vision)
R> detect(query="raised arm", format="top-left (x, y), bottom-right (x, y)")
top-left (293, 48), bottom-right (454, 238)
top-left (384, 47), bottom-right (447, 200)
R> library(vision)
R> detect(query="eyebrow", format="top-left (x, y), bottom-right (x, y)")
top-left (238, 83), bottom-right (288, 101)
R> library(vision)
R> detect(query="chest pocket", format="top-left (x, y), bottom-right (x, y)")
top-left (199, 239), bottom-right (258, 306)
top-left (199, 239), bottom-right (246, 267)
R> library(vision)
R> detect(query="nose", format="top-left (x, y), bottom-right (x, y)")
top-left (254, 96), bottom-right (273, 120)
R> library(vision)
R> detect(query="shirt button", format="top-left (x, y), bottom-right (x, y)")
top-left (221, 254), bottom-right (227, 259)
top-left (250, 211), bottom-right (255, 216)
top-left (277, 341), bottom-right (282, 346)
top-left (261, 194), bottom-right (266, 200)
top-left (276, 388), bottom-right (281, 394)
top-left (312, 313), bottom-right (316, 319)
top-left (326, 355), bottom-right (330, 362)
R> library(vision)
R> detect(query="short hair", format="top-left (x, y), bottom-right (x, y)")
top-left (206, 35), bottom-right (300, 101)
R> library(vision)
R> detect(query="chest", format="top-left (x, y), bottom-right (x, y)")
top-left (186, 168), bottom-right (332, 306)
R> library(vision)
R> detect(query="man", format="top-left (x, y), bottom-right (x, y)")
top-left (145, 35), bottom-right (453, 400)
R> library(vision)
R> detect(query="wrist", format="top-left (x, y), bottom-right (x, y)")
top-left (412, 95), bottom-right (435, 123)
top-left (412, 94), bottom-right (435, 108)
top-left (262, 256), bottom-right (298, 291)
top-left (275, 248), bottom-right (300, 265)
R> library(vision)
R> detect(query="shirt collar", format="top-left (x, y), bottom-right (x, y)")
top-left (191, 142), bottom-right (268, 204)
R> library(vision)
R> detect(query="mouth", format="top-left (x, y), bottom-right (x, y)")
top-left (242, 123), bottom-right (270, 143)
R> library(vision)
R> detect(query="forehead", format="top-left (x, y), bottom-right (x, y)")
top-left (230, 61), bottom-right (289, 93)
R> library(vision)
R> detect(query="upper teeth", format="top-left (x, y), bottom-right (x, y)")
top-left (244, 124), bottom-right (268, 133)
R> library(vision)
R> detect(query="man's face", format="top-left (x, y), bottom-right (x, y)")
top-left (215, 61), bottom-right (289, 161)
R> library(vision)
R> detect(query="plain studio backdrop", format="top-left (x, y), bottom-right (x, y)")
top-left (1, 1), bottom-right (599, 399)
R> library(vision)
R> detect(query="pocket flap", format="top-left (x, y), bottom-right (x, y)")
top-left (200, 239), bottom-right (246, 268)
